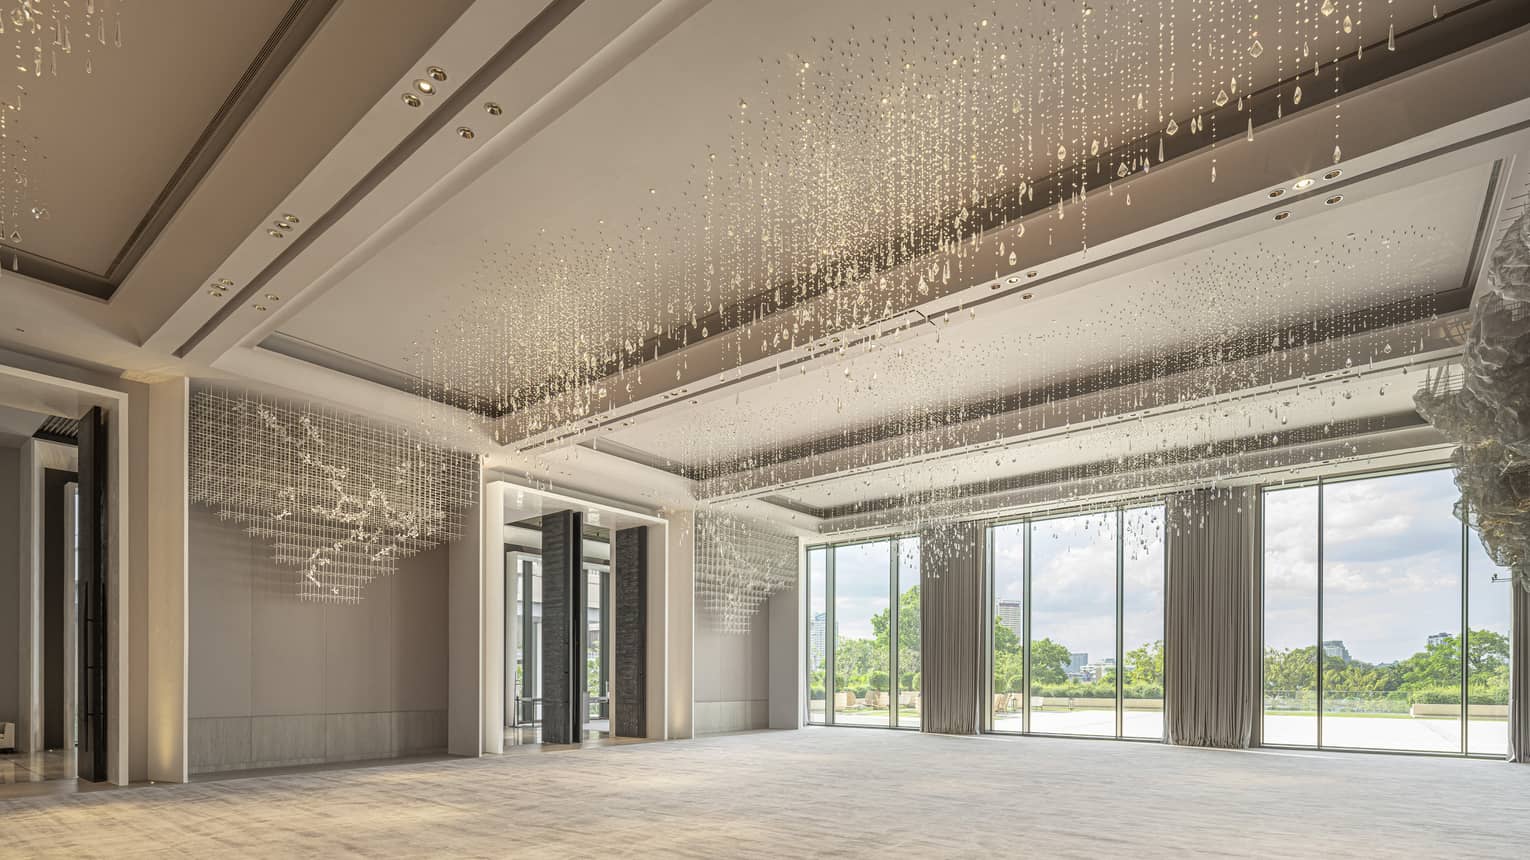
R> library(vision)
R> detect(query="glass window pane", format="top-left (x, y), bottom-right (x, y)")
top-left (807, 548), bottom-right (827, 724)
top-left (833, 541), bottom-right (891, 727)
top-left (1121, 506), bottom-right (1165, 740)
top-left (1029, 512), bottom-right (1117, 737)
top-left (1467, 531), bottom-right (1511, 756)
top-left (1262, 485), bottom-right (1319, 747)
top-left (896, 537), bottom-right (921, 729)
top-left (1321, 470), bottom-right (1462, 753)
top-left (990, 524), bottom-right (1025, 733)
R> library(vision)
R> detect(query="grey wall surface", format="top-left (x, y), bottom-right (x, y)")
top-left (693, 606), bottom-right (769, 734)
top-left (613, 526), bottom-right (647, 738)
top-left (187, 506), bottom-right (449, 773)
top-left (0, 446), bottom-right (18, 727)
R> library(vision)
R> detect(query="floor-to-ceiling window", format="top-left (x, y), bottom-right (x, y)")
top-left (804, 535), bottom-right (920, 729)
top-left (987, 503), bottom-right (1166, 739)
top-left (1260, 466), bottom-right (1510, 756)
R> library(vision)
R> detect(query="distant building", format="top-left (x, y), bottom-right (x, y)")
top-left (1064, 652), bottom-right (1090, 682)
top-left (1322, 640), bottom-right (1351, 663)
top-left (810, 612), bottom-right (826, 669)
top-left (1082, 657), bottom-right (1117, 683)
top-left (1427, 632), bottom-right (1451, 649)
top-left (997, 600), bottom-right (1023, 638)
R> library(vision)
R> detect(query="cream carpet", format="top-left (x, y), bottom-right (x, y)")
top-left (4, 728), bottom-right (1529, 857)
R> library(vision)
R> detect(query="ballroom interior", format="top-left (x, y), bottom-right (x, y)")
top-left (2, 0), bottom-right (1530, 856)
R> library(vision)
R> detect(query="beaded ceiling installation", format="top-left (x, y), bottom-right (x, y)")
top-left (408, 1), bottom-right (1470, 564)
top-left (1, 0), bottom-right (123, 256)
top-left (695, 512), bottom-right (800, 633)
top-left (190, 389), bottom-right (477, 603)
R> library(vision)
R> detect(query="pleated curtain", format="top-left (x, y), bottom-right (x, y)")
top-left (919, 520), bottom-right (984, 735)
top-left (1163, 486), bottom-right (1258, 748)
top-left (1509, 578), bottom-right (1530, 763)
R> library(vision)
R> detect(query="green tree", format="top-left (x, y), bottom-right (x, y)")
top-left (1125, 640), bottom-right (1164, 686)
top-left (871, 585), bottom-right (921, 679)
top-left (1030, 637), bottom-right (1073, 684)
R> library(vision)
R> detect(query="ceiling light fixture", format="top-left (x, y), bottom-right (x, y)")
top-left (456, 127), bottom-right (476, 140)
top-left (402, 92), bottom-right (422, 107)
top-left (484, 102), bottom-right (503, 116)
top-left (1325, 194), bottom-right (1344, 205)
top-left (253, 304), bottom-right (268, 312)
top-left (427, 66), bottom-right (447, 82)
top-left (413, 79), bottom-right (435, 95)
top-left (1006, 276), bottom-right (1020, 283)
top-left (265, 294), bottom-right (281, 302)
top-left (1021, 292), bottom-right (1033, 300)
top-left (1274, 211), bottom-right (1291, 221)
top-left (1026, 270), bottom-right (1038, 278)
top-left (207, 290), bottom-right (223, 298)
top-left (216, 278), bottom-right (234, 286)
top-left (267, 230), bottom-right (285, 238)
top-left (272, 221), bottom-right (292, 231)
top-left (990, 282), bottom-right (1001, 290)
top-left (1323, 169), bottom-right (1343, 180)
top-left (1292, 178), bottom-right (1316, 191)
top-left (1267, 188), bottom-right (1285, 198)
top-left (282, 214), bottom-right (300, 224)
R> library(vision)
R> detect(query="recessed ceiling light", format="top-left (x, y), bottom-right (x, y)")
top-left (1006, 276), bottom-right (1020, 283)
top-left (267, 229), bottom-right (285, 238)
top-left (1292, 178), bottom-right (1316, 191)
top-left (272, 221), bottom-right (292, 230)
top-left (484, 102), bottom-right (503, 116)
top-left (427, 66), bottom-right (447, 82)
top-left (413, 79), bottom-right (435, 95)
top-left (282, 214), bottom-right (300, 224)
top-left (1274, 211), bottom-right (1291, 221)
top-left (216, 278), bottom-right (234, 286)
top-left (1021, 292), bottom-right (1033, 300)
top-left (265, 293), bottom-right (281, 301)
top-left (1026, 270), bottom-right (1038, 278)
top-left (456, 126), bottom-right (475, 140)
top-left (253, 304), bottom-right (268, 312)
top-left (1267, 188), bottom-right (1285, 199)
top-left (1323, 169), bottom-right (1342, 180)
top-left (990, 282), bottom-right (1001, 290)
top-left (1325, 194), bottom-right (1344, 205)
top-left (402, 92), bottom-right (421, 108)
top-left (208, 290), bottom-right (223, 298)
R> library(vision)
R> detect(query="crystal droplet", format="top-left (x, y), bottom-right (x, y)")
top-left (1293, 86), bottom-right (1302, 105)
top-left (1321, 0), bottom-right (1336, 17)
top-left (1247, 118), bottom-right (1254, 142)
top-left (114, 17), bottom-right (122, 48)
top-left (1333, 144), bottom-right (1342, 164)
top-left (1388, 24), bottom-right (1395, 51)
top-left (1008, 251), bottom-right (1017, 265)
top-left (1158, 137), bottom-right (1165, 161)
top-left (1249, 39), bottom-right (1264, 58)
top-left (1343, 15), bottom-right (1353, 34)
top-left (85, 58), bottom-right (92, 75)
top-left (1214, 89), bottom-right (1229, 107)
top-left (9, 230), bottom-right (20, 243)
top-left (1211, 164), bottom-right (1217, 183)
top-left (1057, 144), bottom-right (1067, 161)
top-left (30, 206), bottom-right (48, 220)
top-left (1165, 118), bottom-right (1178, 136)
top-left (917, 275), bottom-right (929, 295)
top-left (1090, 139), bottom-right (1099, 156)
top-left (1116, 162), bottom-right (1129, 178)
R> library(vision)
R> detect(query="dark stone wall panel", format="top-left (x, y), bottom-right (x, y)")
top-left (614, 526), bottom-right (647, 738)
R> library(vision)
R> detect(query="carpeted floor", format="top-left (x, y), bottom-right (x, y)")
top-left (3, 728), bottom-right (1528, 857)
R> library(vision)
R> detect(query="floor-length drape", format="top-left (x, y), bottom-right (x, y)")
top-left (1510, 576), bottom-right (1530, 762)
top-left (1163, 487), bottom-right (1258, 748)
top-left (919, 521), bottom-right (984, 734)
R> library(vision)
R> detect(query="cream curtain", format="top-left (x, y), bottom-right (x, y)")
top-left (1163, 487), bottom-right (1258, 748)
top-left (919, 521), bottom-right (984, 735)
top-left (1509, 577), bottom-right (1530, 763)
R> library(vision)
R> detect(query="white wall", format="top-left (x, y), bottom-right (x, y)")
top-left (187, 506), bottom-right (449, 773)
top-left (0, 445), bottom-right (18, 728)
top-left (692, 607), bottom-right (770, 734)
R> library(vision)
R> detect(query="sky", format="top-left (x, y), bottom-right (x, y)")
top-left (1264, 467), bottom-right (1509, 664)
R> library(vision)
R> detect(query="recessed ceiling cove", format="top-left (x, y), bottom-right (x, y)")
top-left (0, 0), bottom-right (326, 298)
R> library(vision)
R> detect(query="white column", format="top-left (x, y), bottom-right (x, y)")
top-left (645, 523), bottom-right (668, 739)
top-left (767, 548), bottom-right (803, 729)
top-left (666, 511), bottom-right (694, 740)
top-left (146, 379), bottom-right (188, 783)
top-left (447, 464), bottom-right (484, 756)
top-left (17, 439), bottom-right (40, 754)
top-left (480, 481), bottom-right (505, 754)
